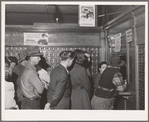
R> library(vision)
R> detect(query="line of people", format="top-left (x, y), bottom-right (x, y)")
top-left (5, 46), bottom-right (127, 110)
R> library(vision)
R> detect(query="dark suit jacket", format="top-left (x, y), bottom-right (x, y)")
top-left (12, 64), bottom-right (25, 108)
top-left (47, 64), bottom-right (71, 109)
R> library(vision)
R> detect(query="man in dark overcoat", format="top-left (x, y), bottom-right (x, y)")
top-left (45, 51), bottom-right (75, 109)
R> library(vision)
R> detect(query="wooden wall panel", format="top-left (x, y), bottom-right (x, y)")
top-left (136, 13), bottom-right (145, 25)
top-left (108, 19), bottom-right (133, 35)
top-left (103, 6), bottom-right (145, 110)
top-left (138, 44), bottom-right (145, 110)
top-left (137, 25), bottom-right (145, 45)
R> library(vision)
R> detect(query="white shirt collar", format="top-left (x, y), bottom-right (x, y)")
top-left (60, 63), bottom-right (69, 74)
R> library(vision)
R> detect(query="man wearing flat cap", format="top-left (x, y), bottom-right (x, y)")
top-left (92, 55), bottom-right (127, 110)
top-left (20, 47), bottom-right (45, 109)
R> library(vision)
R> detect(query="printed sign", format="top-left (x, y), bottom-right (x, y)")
top-left (109, 33), bottom-right (121, 52)
top-left (79, 5), bottom-right (95, 27)
top-left (24, 33), bottom-right (49, 46)
top-left (114, 33), bottom-right (121, 52)
top-left (126, 29), bottom-right (132, 42)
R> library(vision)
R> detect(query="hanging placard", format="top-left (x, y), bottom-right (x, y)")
top-left (79, 5), bottom-right (95, 27)
top-left (109, 33), bottom-right (121, 52)
top-left (24, 33), bottom-right (49, 46)
top-left (126, 29), bottom-right (132, 42)
top-left (114, 33), bottom-right (121, 52)
top-left (109, 36), bottom-right (115, 48)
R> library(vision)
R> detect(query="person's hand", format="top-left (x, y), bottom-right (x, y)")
top-left (124, 79), bottom-right (127, 84)
top-left (44, 82), bottom-right (49, 89)
top-left (44, 103), bottom-right (51, 110)
top-left (16, 105), bottom-right (19, 110)
top-left (123, 79), bottom-right (127, 90)
top-left (41, 81), bottom-right (49, 89)
top-left (8, 62), bottom-right (16, 75)
top-left (5, 70), bottom-right (10, 80)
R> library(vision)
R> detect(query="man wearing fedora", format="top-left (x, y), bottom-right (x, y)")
top-left (20, 47), bottom-right (45, 109)
top-left (91, 55), bottom-right (127, 110)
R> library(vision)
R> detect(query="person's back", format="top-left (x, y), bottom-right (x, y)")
top-left (50, 65), bottom-right (70, 93)
top-left (46, 50), bottom-right (75, 110)
top-left (95, 68), bottom-right (119, 99)
top-left (47, 64), bottom-right (71, 107)
top-left (93, 61), bottom-right (108, 94)
top-left (91, 55), bottom-right (127, 110)
top-left (13, 50), bottom-right (28, 108)
top-left (12, 63), bottom-right (24, 80)
top-left (99, 68), bottom-right (119, 89)
top-left (70, 49), bottom-right (91, 109)
top-left (70, 63), bottom-right (85, 89)
top-left (70, 63), bottom-right (91, 109)
top-left (13, 63), bottom-right (25, 108)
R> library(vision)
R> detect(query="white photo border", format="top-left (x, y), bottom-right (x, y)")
top-left (1, 1), bottom-right (148, 121)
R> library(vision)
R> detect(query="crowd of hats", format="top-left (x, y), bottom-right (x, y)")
top-left (6, 46), bottom-right (43, 64)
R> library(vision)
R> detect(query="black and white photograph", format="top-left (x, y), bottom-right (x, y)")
top-left (1, 1), bottom-right (148, 121)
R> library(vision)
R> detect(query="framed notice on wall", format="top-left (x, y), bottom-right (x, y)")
top-left (79, 5), bottom-right (95, 27)
top-left (114, 33), bottom-right (121, 52)
top-left (24, 33), bottom-right (49, 46)
top-left (109, 33), bottom-right (122, 52)
top-left (126, 29), bottom-right (132, 42)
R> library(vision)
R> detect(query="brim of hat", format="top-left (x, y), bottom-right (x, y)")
top-left (109, 60), bottom-right (125, 67)
top-left (27, 53), bottom-right (43, 56)
top-left (18, 56), bottom-right (26, 63)
top-left (18, 58), bottom-right (24, 63)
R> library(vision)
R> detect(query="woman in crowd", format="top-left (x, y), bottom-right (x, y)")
top-left (83, 51), bottom-right (92, 78)
top-left (6, 56), bottom-right (18, 83)
top-left (91, 61), bottom-right (108, 109)
top-left (5, 57), bottom-right (18, 109)
top-left (70, 49), bottom-right (92, 109)
top-left (83, 51), bottom-right (94, 98)
top-left (93, 61), bottom-right (108, 93)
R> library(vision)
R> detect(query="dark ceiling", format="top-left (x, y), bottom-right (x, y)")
top-left (5, 4), bottom-right (133, 26)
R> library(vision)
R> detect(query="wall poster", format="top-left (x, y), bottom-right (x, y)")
top-left (79, 5), bottom-right (95, 27)
top-left (109, 33), bottom-right (122, 52)
top-left (24, 33), bottom-right (49, 46)
top-left (114, 33), bottom-right (121, 52)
